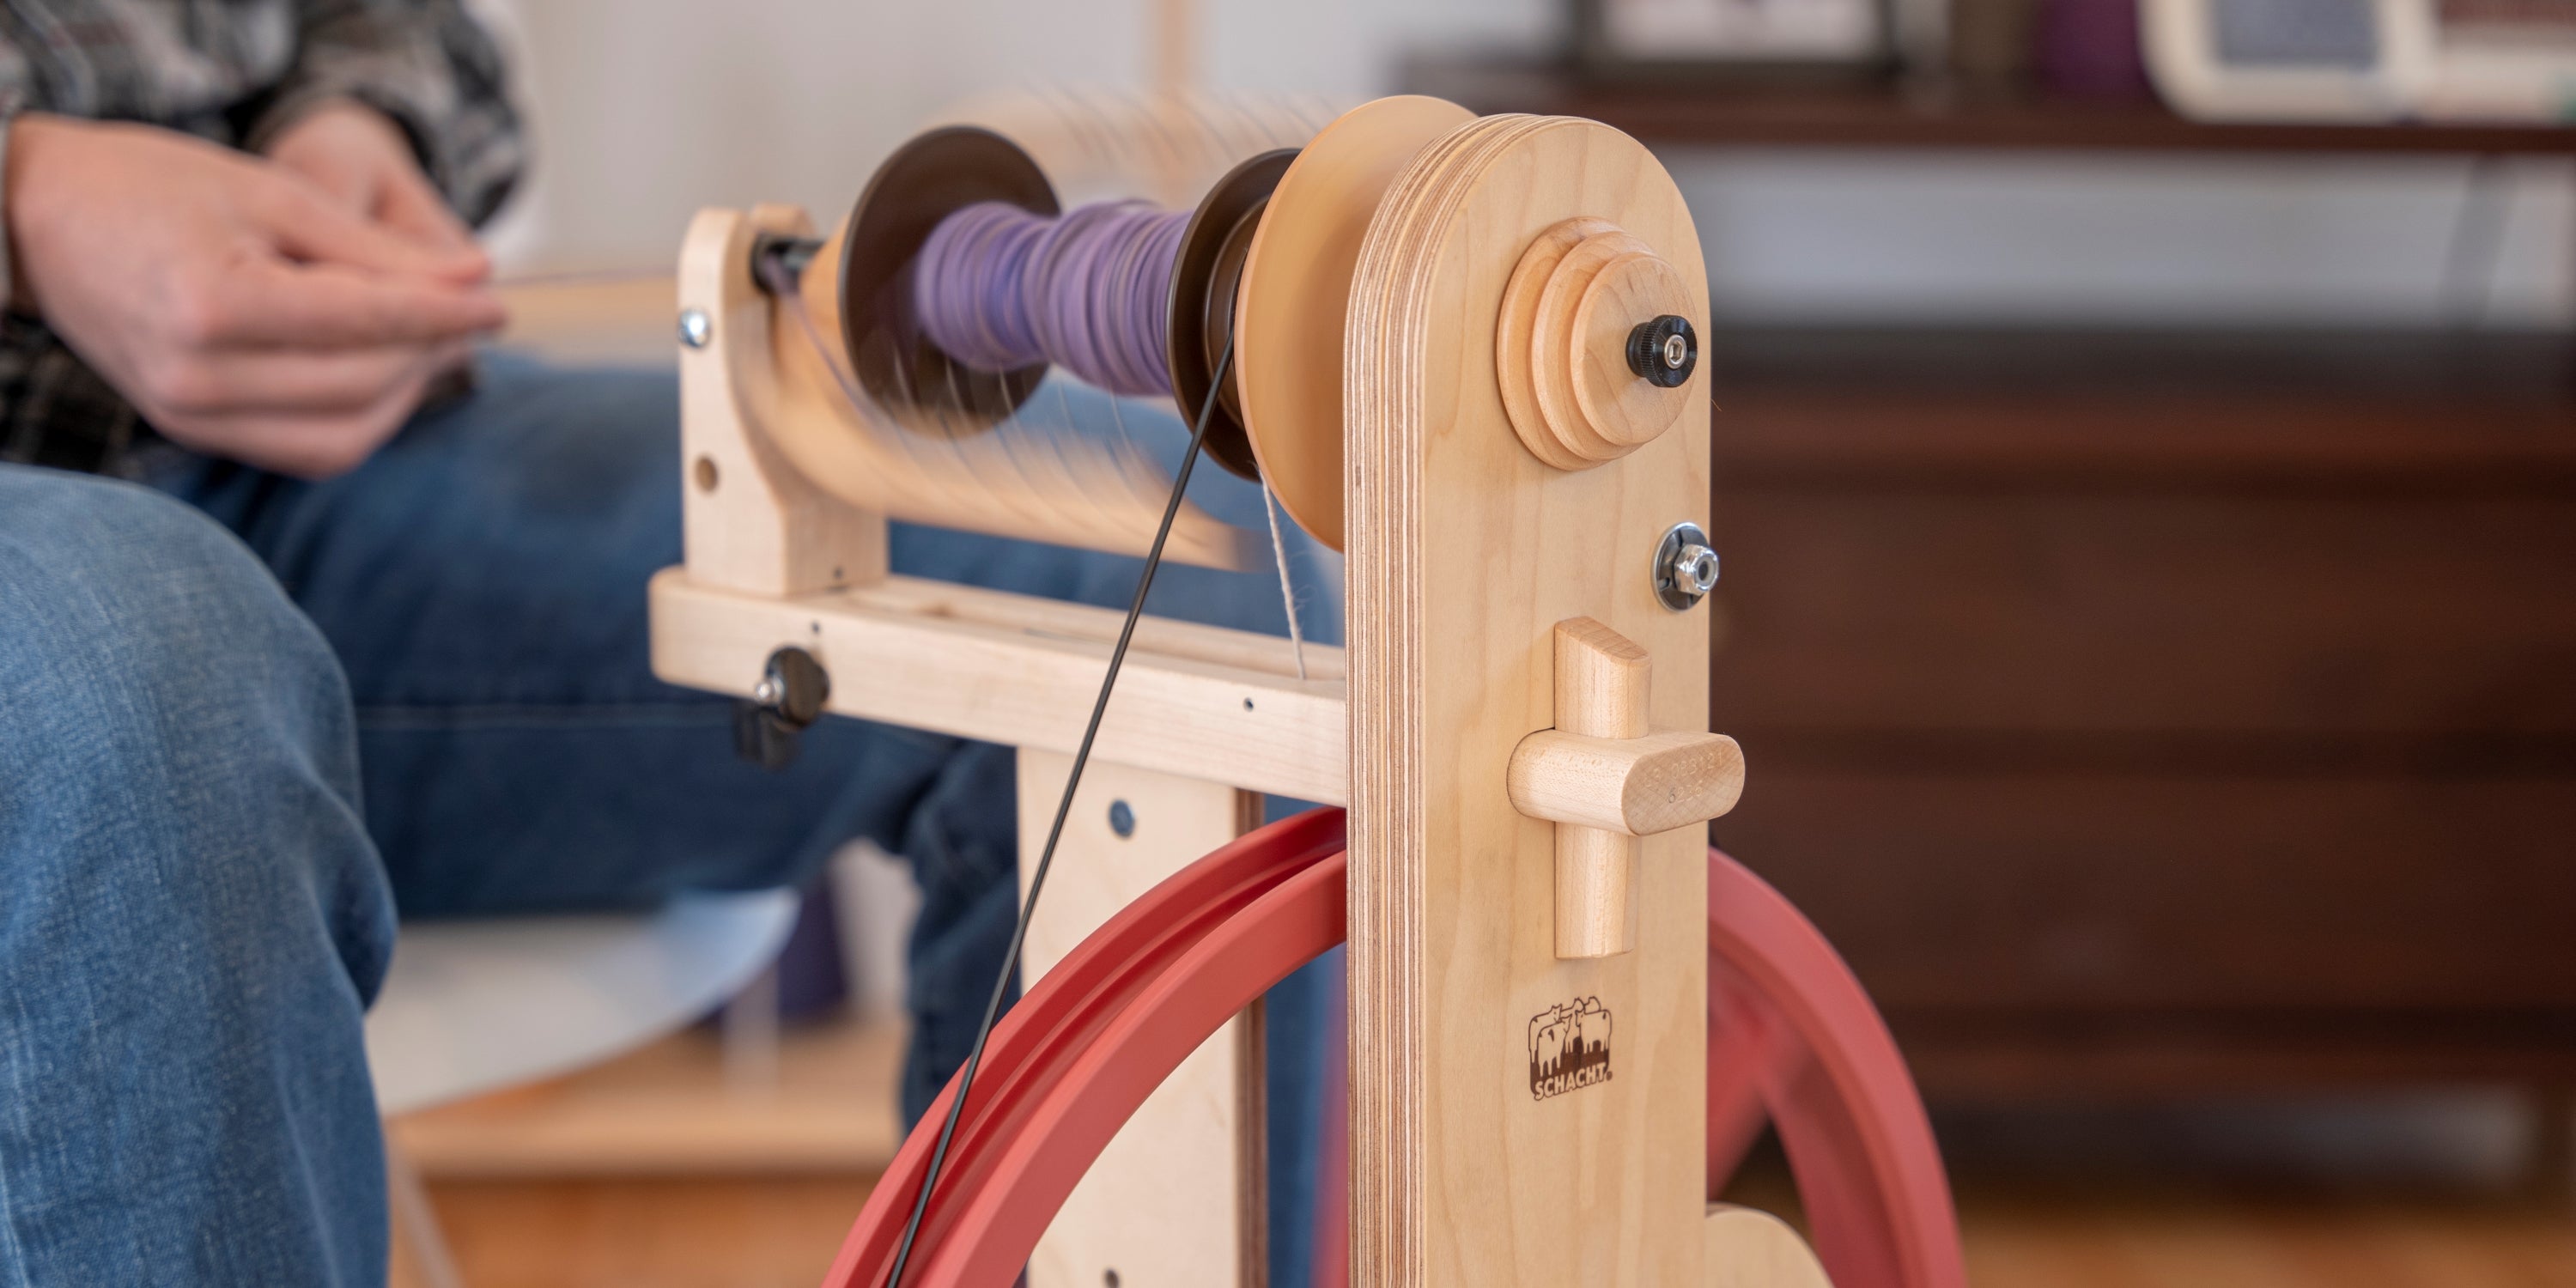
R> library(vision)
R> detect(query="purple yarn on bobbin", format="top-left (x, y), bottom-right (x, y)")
top-left (912, 200), bottom-right (1187, 398)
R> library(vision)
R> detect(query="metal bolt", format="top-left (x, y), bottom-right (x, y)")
top-left (1674, 544), bottom-right (1719, 592)
top-left (677, 307), bottom-right (713, 349)
top-left (751, 677), bottom-right (781, 706)
top-left (1662, 331), bottom-right (1690, 370)
top-left (1652, 521), bottom-right (1721, 611)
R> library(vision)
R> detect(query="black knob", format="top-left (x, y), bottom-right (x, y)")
top-left (760, 647), bottom-right (831, 727)
top-left (1625, 314), bottom-right (1698, 388)
top-left (733, 646), bottom-right (832, 769)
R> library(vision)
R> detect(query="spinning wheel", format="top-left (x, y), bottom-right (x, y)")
top-left (815, 809), bottom-right (1964, 1288)
top-left (647, 88), bottom-right (1966, 1287)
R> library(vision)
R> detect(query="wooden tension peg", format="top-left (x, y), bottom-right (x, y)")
top-left (1510, 617), bottom-right (1746, 958)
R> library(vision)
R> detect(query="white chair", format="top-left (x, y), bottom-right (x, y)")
top-left (365, 890), bottom-right (801, 1287)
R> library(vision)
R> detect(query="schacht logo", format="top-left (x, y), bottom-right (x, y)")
top-left (1527, 997), bottom-right (1613, 1101)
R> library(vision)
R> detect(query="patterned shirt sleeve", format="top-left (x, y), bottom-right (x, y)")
top-left (242, 1), bottom-right (527, 227)
top-left (0, 31), bottom-right (32, 314)
top-left (0, 27), bottom-right (143, 475)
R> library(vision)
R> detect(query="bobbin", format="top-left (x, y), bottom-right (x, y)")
top-left (788, 125), bottom-right (1299, 484)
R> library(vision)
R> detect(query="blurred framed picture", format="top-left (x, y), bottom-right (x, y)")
top-left (2142, 0), bottom-right (2435, 120)
top-left (2144, 0), bottom-right (2576, 121)
top-left (2415, 0), bottom-right (2576, 120)
top-left (1572, 0), bottom-right (1901, 81)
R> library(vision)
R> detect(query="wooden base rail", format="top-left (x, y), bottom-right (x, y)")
top-left (649, 569), bottom-right (1349, 806)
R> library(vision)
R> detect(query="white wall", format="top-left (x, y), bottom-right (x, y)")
top-left (495, 0), bottom-right (1559, 270)
top-left (491, 0), bottom-right (2573, 328)
top-left (1680, 149), bottom-right (2573, 328)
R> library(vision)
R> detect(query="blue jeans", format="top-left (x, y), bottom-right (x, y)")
top-left (0, 355), bottom-right (1338, 1285)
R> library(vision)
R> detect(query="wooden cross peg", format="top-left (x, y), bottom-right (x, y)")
top-left (1509, 617), bottom-right (1747, 958)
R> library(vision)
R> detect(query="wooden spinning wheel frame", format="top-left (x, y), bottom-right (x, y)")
top-left (647, 91), bottom-right (1967, 1288)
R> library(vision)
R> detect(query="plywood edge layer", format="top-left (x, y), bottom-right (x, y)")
top-left (1346, 110), bottom-right (1559, 1288)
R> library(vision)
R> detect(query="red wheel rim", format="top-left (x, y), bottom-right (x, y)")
top-left (1707, 848), bottom-right (1967, 1288)
top-left (822, 809), bottom-right (1349, 1288)
top-left (820, 820), bottom-right (1963, 1288)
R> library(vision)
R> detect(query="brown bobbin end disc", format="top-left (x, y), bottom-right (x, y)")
top-left (836, 126), bottom-right (1059, 434)
top-left (1169, 148), bottom-right (1297, 482)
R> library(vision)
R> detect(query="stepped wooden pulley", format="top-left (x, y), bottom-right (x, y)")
top-left (1499, 218), bottom-right (1702, 471)
top-left (645, 88), bottom-right (1963, 1288)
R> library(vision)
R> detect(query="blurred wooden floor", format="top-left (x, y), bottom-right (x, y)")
top-left (393, 1012), bottom-right (2576, 1288)
top-left (415, 1172), bottom-right (2576, 1288)
top-left (1958, 1193), bottom-right (2576, 1287)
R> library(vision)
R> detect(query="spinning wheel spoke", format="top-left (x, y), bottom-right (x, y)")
top-left (1708, 849), bottom-right (1968, 1288)
top-left (1707, 973), bottom-right (1811, 1199)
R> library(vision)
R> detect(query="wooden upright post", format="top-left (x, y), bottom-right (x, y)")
top-left (1346, 115), bottom-right (1713, 1287)
top-left (674, 204), bottom-right (888, 596)
top-left (1017, 750), bottom-right (1269, 1288)
top-left (1151, 0), bottom-right (1197, 98)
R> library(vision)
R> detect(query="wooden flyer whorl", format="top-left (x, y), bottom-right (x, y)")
top-left (1234, 95), bottom-right (1477, 550)
top-left (829, 125), bottom-right (1060, 433)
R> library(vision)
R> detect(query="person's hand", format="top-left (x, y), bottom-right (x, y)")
top-left (5, 113), bottom-right (505, 478)
top-left (262, 98), bottom-right (477, 256)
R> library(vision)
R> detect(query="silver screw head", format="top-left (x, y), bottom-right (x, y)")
top-left (1653, 521), bottom-right (1721, 611)
top-left (1676, 544), bottom-right (1720, 592)
top-left (1662, 331), bottom-right (1690, 369)
top-left (750, 677), bottom-right (781, 706)
top-left (677, 307), bottom-right (713, 349)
